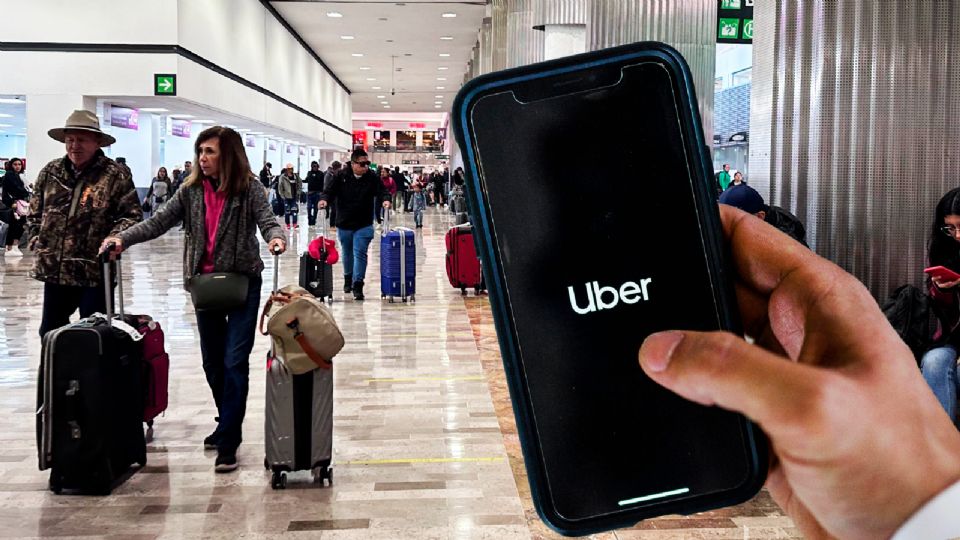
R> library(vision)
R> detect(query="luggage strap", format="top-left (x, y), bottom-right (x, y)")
top-left (286, 317), bottom-right (332, 369)
top-left (90, 313), bottom-right (143, 341)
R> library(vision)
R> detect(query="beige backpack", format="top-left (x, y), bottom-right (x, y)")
top-left (259, 285), bottom-right (344, 375)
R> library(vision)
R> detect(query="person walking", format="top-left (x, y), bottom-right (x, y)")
top-left (101, 126), bottom-right (286, 473)
top-left (28, 110), bottom-right (142, 337)
top-left (412, 182), bottom-right (427, 229)
top-left (277, 163), bottom-right (302, 230)
top-left (1, 157), bottom-right (30, 257)
top-left (322, 161), bottom-right (341, 228)
top-left (318, 148), bottom-right (390, 300)
top-left (305, 161), bottom-right (324, 226)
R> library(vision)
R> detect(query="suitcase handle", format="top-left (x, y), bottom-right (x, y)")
top-left (271, 244), bottom-right (282, 294)
top-left (381, 207), bottom-right (391, 236)
top-left (99, 244), bottom-right (123, 325)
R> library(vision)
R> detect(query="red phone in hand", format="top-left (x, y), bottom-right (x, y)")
top-left (924, 266), bottom-right (960, 282)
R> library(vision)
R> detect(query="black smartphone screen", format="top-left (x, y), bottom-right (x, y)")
top-left (467, 62), bottom-right (754, 522)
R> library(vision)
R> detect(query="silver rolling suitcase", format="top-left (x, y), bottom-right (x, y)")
top-left (263, 248), bottom-right (334, 489)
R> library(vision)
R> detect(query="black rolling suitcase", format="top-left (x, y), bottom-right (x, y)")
top-left (36, 251), bottom-right (147, 495)
top-left (299, 209), bottom-right (335, 302)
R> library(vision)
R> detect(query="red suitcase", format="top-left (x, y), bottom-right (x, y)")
top-left (138, 317), bottom-right (169, 436)
top-left (445, 224), bottom-right (485, 296)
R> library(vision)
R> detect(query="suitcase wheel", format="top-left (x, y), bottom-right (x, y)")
top-left (461, 287), bottom-right (467, 296)
top-left (474, 286), bottom-right (482, 295)
top-left (48, 474), bottom-right (62, 495)
top-left (263, 457), bottom-right (270, 471)
top-left (313, 466), bottom-right (333, 486)
top-left (271, 471), bottom-right (287, 490)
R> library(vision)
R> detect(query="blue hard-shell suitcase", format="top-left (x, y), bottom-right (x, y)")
top-left (380, 217), bottom-right (416, 302)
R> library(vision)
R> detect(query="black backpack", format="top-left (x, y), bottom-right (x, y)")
top-left (881, 284), bottom-right (936, 364)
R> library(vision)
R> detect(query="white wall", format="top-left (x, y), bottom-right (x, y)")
top-left (103, 109), bottom-right (158, 188)
top-left (244, 135), bottom-right (267, 175)
top-left (163, 122), bottom-right (197, 173)
top-left (1, 0), bottom-right (178, 44)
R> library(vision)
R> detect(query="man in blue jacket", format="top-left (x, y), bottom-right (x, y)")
top-left (318, 148), bottom-right (391, 300)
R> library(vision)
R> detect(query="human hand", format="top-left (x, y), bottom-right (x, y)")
top-left (269, 237), bottom-right (286, 255)
top-left (99, 237), bottom-right (124, 260)
top-left (638, 205), bottom-right (960, 540)
top-left (383, 201), bottom-right (392, 209)
top-left (318, 200), bottom-right (327, 209)
top-left (931, 275), bottom-right (960, 289)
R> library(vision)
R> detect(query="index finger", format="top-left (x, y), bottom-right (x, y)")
top-left (719, 206), bottom-right (894, 364)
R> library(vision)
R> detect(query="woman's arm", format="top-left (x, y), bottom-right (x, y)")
top-left (117, 186), bottom-right (187, 248)
top-left (249, 181), bottom-right (285, 242)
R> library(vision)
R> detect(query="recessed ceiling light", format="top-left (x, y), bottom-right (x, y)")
top-left (381, 101), bottom-right (389, 105)
top-left (359, 66), bottom-right (371, 70)
top-left (139, 107), bottom-right (169, 112)
top-left (340, 35), bottom-right (355, 40)
top-left (366, 78), bottom-right (377, 81)
top-left (327, 11), bottom-right (343, 18)
top-left (352, 53), bottom-right (364, 57)
top-left (435, 105), bottom-right (442, 109)
top-left (371, 86), bottom-right (382, 90)
top-left (376, 95), bottom-right (386, 99)
top-left (194, 120), bottom-right (216, 124)
top-left (434, 101), bottom-right (443, 105)
top-left (383, 105), bottom-right (391, 109)
top-left (439, 53), bottom-right (451, 57)
top-left (0, 123), bottom-right (11, 128)
top-left (436, 77), bottom-right (447, 81)
top-left (0, 113), bottom-right (12, 118)
top-left (0, 98), bottom-right (24, 104)
top-left (435, 95), bottom-right (444, 98)
top-left (437, 67), bottom-right (449, 71)
top-left (436, 86), bottom-right (446, 90)
top-left (440, 36), bottom-right (454, 41)
top-left (170, 114), bottom-right (194, 118)
top-left (442, 12), bottom-right (457, 18)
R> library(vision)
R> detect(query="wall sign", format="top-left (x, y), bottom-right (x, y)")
top-left (154, 74), bottom-right (176, 96)
top-left (109, 106), bottom-right (139, 130)
top-left (717, 0), bottom-right (753, 44)
top-left (171, 119), bottom-right (191, 138)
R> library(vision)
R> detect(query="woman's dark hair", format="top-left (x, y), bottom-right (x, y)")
top-left (183, 126), bottom-right (253, 197)
top-left (928, 187), bottom-right (960, 268)
top-left (310, 161), bottom-right (319, 168)
top-left (156, 166), bottom-right (168, 178)
top-left (5, 157), bottom-right (22, 172)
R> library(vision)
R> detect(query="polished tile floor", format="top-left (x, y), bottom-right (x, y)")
top-left (0, 205), bottom-right (797, 539)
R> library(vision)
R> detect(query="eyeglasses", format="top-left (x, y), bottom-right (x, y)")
top-left (354, 160), bottom-right (371, 167)
top-left (941, 225), bottom-right (960, 236)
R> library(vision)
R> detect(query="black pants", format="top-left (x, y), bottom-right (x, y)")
top-left (39, 282), bottom-right (112, 337)
top-left (5, 217), bottom-right (24, 248)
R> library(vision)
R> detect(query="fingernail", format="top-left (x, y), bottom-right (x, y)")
top-left (640, 331), bottom-right (685, 373)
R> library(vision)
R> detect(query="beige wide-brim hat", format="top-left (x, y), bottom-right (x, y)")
top-left (48, 109), bottom-right (117, 147)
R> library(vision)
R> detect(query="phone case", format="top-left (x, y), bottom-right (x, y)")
top-left (452, 41), bottom-right (767, 535)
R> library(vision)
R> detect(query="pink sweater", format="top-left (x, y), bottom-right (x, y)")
top-left (200, 179), bottom-right (229, 274)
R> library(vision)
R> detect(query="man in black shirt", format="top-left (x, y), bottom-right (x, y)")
top-left (318, 149), bottom-right (391, 300)
top-left (305, 161), bottom-right (324, 226)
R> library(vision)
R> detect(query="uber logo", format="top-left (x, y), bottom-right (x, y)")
top-left (567, 278), bottom-right (653, 315)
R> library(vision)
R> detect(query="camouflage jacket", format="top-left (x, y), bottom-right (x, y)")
top-left (28, 151), bottom-right (142, 287)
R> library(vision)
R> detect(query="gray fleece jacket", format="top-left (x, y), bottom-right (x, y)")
top-left (118, 177), bottom-right (284, 289)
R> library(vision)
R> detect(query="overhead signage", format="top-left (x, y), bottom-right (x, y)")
top-left (268, 140), bottom-right (277, 151)
top-left (409, 122), bottom-right (426, 129)
top-left (366, 122), bottom-right (383, 128)
top-left (396, 130), bottom-right (416, 152)
top-left (245, 134), bottom-right (256, 147)
top-left (435, 154), bottom-right (450, 160)
top-left (717, 0), bottom-right (753, 44)
top-left (109, 106), bottom-right (139, 130)
top-left (373, 130), bottom-right (391, 150)
top-left (154, 73), bottom-right (176, 96)
top-left (171, 119), bottom-right (191, 138)
top-left (437, 127), bottom-right (447, 141)
top-left (299, 146), bottom-right (305, 156)
top-left (285, 144), bottom-right (294, 154)
top-left (352, 130), bottom-right (367, 151)
top-left (402, 159), bottom-right (420, 165)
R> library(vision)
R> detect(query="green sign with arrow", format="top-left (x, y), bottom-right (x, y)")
top-left (154, 74), bottom-right (176, 96)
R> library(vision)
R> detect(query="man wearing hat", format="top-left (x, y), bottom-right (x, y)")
top-left (718, 184), bottom-right (808, 247)
top-left (28, 109), bottom-right (143, 337)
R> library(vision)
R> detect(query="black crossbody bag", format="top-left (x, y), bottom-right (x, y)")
top-left (187, 190), bottom-right (250, 312)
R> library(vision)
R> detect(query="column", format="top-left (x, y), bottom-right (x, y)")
top-left (506, 0), bottom-right (544, 68)
top-left (534, 0), bottom-right (588, 61)
top-left (490, 0), bottom-right (508, 72)
top-left (750, 1), bottom-right (960, 298)
top-left (25, 94), bottom-right (96, 180)
top-left (586, 0), bottom-right (717, 146)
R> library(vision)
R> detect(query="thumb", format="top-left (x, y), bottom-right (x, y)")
top-left (639, 330), bottom-right (826, 438)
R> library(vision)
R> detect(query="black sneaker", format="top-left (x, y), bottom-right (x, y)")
top-left (353, 280), bottom-right (365, 301)
top-left (343, 274), bottom-right (353, 294)
top-left (203, 432), bottom-right (219, 450)
top-left (214, 452), bottom-right (238, 473)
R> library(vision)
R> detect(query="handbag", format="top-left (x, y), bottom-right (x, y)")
top-left (186, 190), bottom-right (250, 311)
top-left (14, 199), bottom-right (29, 217)
top-left (259, 285), bottom-right (344, 374)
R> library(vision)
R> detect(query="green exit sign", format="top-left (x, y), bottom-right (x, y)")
top-left (154, 74), bottom-right (177, 96)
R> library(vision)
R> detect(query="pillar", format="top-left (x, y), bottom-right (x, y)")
top-left (506, 0), bottom-right (544, 68)
top-left (534, 0), bottom-right (588, 61)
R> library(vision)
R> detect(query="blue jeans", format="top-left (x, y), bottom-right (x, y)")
top-left (284, 198), bottom-right (298, 225)
top-left (307, 192), bottom-right (322, 225)
top-left (921, 345), bottom-right (959, 426)
top-left (338, 225), bottom-right (375, 284)
top-left (195, 276), bottom-right (263, 453)
top-left (414, 208), bottom-right (424, 227)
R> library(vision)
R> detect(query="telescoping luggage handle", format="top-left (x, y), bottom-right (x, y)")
top-left (272, 243), bottom-right (282, 293)
top-left (100, 244), bottom-right (124, 325)
top-left (319, 207), bottom-right (330, 258)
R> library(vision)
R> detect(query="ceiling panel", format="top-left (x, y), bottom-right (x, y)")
top-left (271, 1), bottom-right (486, 114)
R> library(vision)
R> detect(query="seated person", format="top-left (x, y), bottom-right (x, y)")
top-left (718, 184), bottom-right (808, 247)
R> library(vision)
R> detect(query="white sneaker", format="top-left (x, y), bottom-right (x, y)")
top-left (6, 247), bottom-right (23, 258)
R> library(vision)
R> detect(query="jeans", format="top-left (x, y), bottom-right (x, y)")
top-left (284, 198), bottom-right (298, 226)
top-left (195, 276), bottom-right (263, 453)
top-left (307, 192), bottom-right (322, 225)
top-left (414, 208), bottom-right (424, 227)
top-left (39, 282), bottom-right (112, 337)
top-left (5, 216), bottom-right (24, 248)
top-left (921, 345), bottom-right (959, 426)
top-left (337, 225), bottom-right (375, 285)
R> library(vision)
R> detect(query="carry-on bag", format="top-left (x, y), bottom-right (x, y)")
top-left (263, 247), bottom-right (335, 489)
top-left (379, 209), bottom-right (416, 303)
top-left (138, 317), bottom-right (169, 439)
top-left (445, 223), bottom-right (485, 296)
top-left (36, 250), bottom-right (147, 495)
top-left (299, 209), bottom-right (335, 302)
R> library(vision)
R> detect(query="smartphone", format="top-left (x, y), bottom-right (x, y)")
top-left (452, 42), bottom-right (767, 535)
top-left (924, 266), bottom-right (960, 282)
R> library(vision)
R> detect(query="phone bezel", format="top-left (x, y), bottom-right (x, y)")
top-left (452, 41), bottom-right (768, 535)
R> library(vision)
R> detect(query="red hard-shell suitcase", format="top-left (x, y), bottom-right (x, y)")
top-left (138, 318), bottom-right (169, 431)
top-left (445, 224), bottom-right (485, 296)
